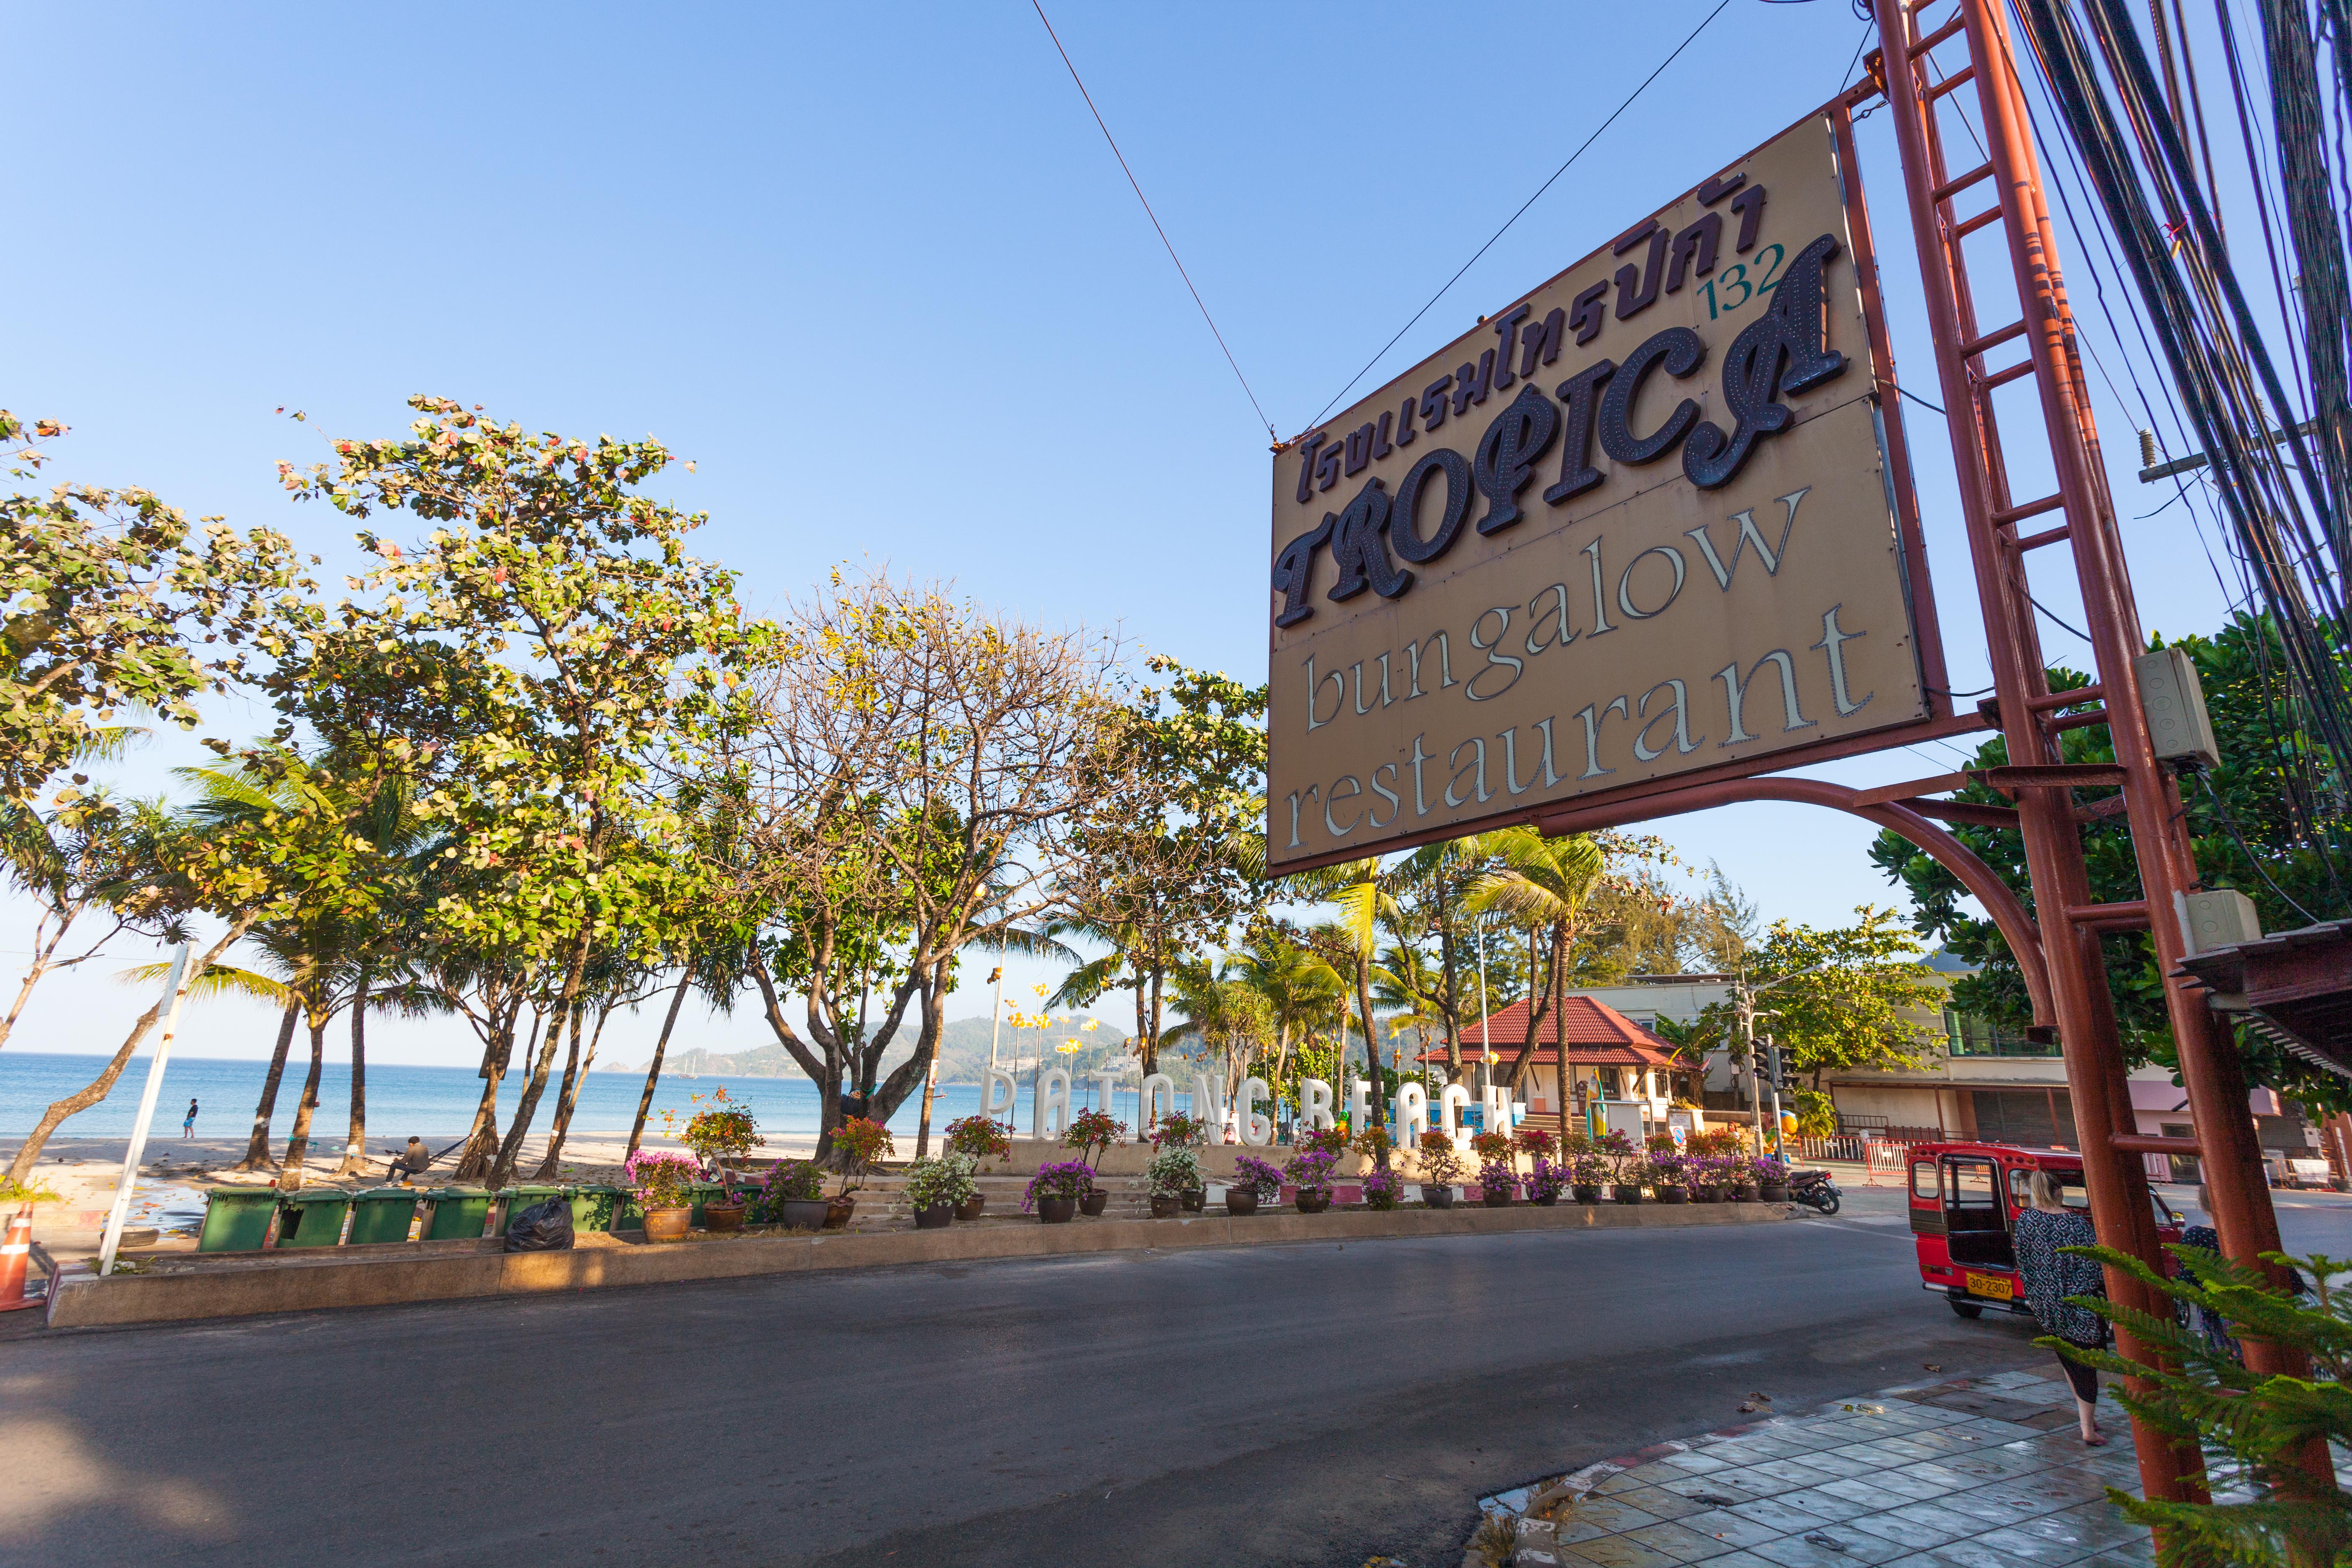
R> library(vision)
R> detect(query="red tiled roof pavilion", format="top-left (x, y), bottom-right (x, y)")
top-left (1413, 995), bottom-right (1686, 1069)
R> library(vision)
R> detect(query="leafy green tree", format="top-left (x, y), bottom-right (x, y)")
top-left (1051, 659), bottom-right (1265, 1078)
top-left (738, 570), bottom-right (1126, 1153)
top-left (3, 410), bottom-right (307, 808)
top-left (1688, 908), bottom-right (1944, 1109)
top-left (1466, 830), bottom-right (1606, 1136)
top-left (285, 395), bottom-right (752, 1187)
top-left (0, 788), bottom-right (175, 1055)
top-left (1870, 617), bottom-right (2352, 1110)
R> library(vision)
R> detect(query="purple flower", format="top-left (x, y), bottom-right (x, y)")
top-left (1022, 1159), bottom-right (1095, 1211)
top-left (1284, 1148), bottom-right (1339, 1193)
top-left (1233, 1155), bottom-right (1285, 1201)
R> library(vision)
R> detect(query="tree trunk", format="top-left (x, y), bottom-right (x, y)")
top-left (454, 1011), bottom-right (516, 1182)
top-left (1438, 909), bottom-right (1464, 1083)
top-left (494, 944), bottom-right (585, 1188)
top-left (6, 917), bottom-right (256, 1186)
top-left (334, 966), bottom-right (372, 1178)
top-left (0, 902), bottom-right (78, 1055)
top-left (280, 1011), bottom-right (329, 1193)
top-left (1555, 921), bottom-right (1573, 1152)
top-left (537, 995), bottom-right (614, 1178)
top-left (628, 968), bottom-right (694, 1158)
top-left (234, 1001), bottom-right (301, 1172)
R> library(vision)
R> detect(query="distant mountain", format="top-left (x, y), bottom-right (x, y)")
top-left (606, 1014), bottom-right (1134, 1084)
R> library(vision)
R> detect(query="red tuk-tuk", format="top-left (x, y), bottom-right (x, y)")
top-left (1910, 1140), bottom-right (2183, 1319)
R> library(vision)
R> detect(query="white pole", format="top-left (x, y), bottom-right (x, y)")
top-left (98, 944), bottom-right (191, 1277)
top-left (985, 968), bottom-right (1004, 1107)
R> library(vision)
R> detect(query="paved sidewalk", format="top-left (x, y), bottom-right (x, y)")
top-left (1471, 1369), bottom-right (2151, 1568)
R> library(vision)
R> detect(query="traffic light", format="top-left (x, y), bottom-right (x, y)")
top-left (1764, 1038), bottom-right (1800, 1095)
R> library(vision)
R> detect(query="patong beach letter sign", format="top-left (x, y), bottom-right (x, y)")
top-left (1268, 110), bottom-right (1933, 871)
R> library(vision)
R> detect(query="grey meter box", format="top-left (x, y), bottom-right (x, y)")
top-left (2134, 647), bottom-right (2220, 770)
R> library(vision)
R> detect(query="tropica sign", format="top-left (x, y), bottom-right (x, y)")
top-left (1266, 108), bottom-right (1943, 872)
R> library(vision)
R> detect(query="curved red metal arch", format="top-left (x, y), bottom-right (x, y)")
top-left (1533, 776), bottom-right (2053, 1032)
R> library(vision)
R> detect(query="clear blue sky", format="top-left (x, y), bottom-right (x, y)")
top-left (3, 3), bottom-right (2246, 1065)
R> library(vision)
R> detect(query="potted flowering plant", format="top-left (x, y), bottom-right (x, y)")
top-left (1350, 1122), bottom-right (1393, 1164)
top-left (1145, 1146), bottom-right (1200, 1217)
top-left (1285, 1148), bottom-right (1338, 1213)
top-left (1730, 1156), bottom-right (1764, 1202)
top-left (1063, 1109), bottom-right (1126, 1216)
top-left (1148, 1112), bottom-right (1207, 1150)
top-left (943, 1116), bottom-right (1010, 1216)
top-left (1570, 1153), bottom-right (1610, 1204)
top-left (1470, 1128), bottom-right (1516, 1169)
top-left (1525, 1157), bottom-right (1568, 1205)
top-left (904, 1155), bottom-right (976, 1229)
top-left (1514, 1126), bottom-right (1556, 1162)
top-left (750, 1158), bottom-right (828, 1230)
top-left (1648, 1151), bottom-right (1689, 1203)
top-left (1229, 1154), bottom-right (1283, 1216)
top-left (1417, 1128), bottom-right (1464, 1208)
top-left (661, 1087), bottom-right (762, 1230)
top-left (827, 1117), bottom-right (894, 1228)
top-left (1477, 1158), bottom-right (1518, 1207)
top-left (1362, 1166), bottom-right (1403, 1210)
top-left (1689, 1155), bottom-right (1723, 1201)
top-left (1024, 1160), bottom-right (1093, 1223)
top-left (1598, 1130), bottom-right (1643, 1203)
top-left (623, 1150), bottom-right (702, 1242)
top-left (1755, 1155), bottom-right (1790, 1202)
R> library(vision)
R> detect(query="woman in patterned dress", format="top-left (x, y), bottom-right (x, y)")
top-left (2011, 1169), bottom-right (2108, 1444)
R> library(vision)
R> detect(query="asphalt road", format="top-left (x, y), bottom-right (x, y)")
top-left (11, 1186), bottom-right (2352, 1568)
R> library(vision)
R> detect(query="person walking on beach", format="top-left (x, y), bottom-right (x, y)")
top-left (2012, 1169), bottom-right (2109, 1445)
top-left (183, 1098), bottom-right (198, 1140)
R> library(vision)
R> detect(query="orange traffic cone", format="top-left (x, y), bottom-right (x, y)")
top-left (0, 1206), bottom-right (37, 1311)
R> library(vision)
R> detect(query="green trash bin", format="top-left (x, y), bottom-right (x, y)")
top-left (197, 1186), bottom-right (279, 1252)
top-left (275, 1188), bottom-right (353, 1248)
top-left (345, 1187), bottom-right (423, 1246)
top-left (567, 1184), bottom-right (620, 1233)
top-left (422, 1186), bottom-right (493, 1241)
top-left (498, 1185), bottom-right (562, 1240)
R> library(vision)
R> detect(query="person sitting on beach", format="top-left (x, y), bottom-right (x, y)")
top-left (384, 1137), bottom-right (432, 1183)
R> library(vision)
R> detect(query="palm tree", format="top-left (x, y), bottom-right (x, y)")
top-left (1225, 925), bottom-right (1345, 1095)
top-left (1300, 858), bottom-right (1408, 1158)
top-left (1465, 828), bottom-right (1606, 1148)
top-left (1160, 956), bottom-right (1274, 1132)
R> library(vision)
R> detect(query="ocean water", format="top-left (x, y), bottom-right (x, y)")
top-left (0, 1052), bottom-right (1161, 1147)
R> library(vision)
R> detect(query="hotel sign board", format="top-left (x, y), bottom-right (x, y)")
top-left (1266, 106), bottom-right (1946, 873)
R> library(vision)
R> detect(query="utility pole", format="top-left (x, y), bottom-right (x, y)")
top-left (1762, 1034), bottom-right (1785, 1159)
top-left (984, 966), bottom-right (1004, 1119)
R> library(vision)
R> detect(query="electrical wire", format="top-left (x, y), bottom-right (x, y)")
top-left (2192, 767), bottom-right (2332, 921)
top-left (1029, 2), bottom-right (1276, 441)
top-left (1299, 0), bottom-right (1733, 433)
top-left (2028, 591), bottom-right (2094, 642)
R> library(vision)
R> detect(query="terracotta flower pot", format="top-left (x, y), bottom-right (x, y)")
top-left (1657, 1186), bottom-right (1689, 1204)
top-left (824, 1196), bottom-right (856, 1230)
top-left (1296, 1190), bottom-right (1331, 1214)
top-left (779, 1198), bottom-right (830, 1230)
top-left (703, 1202), bottom-right (746, 1234)
top-left (1149, 1194), bottom-right (1182, 1218)
top-left (914, 1202), bottom-right (952, 1230)
top-left (1613, 1185), bottom-right (1644, 1204)
top-left (1037, 1194), bottom-right (1078, 1224)
top-left (1693, 1187), bottom-right (1721, 1204)
top-left (1733, 1182), bottom-right (1759, 1202)
top-left (1571, 1185), bottom-right (1604, 1204)
top-left (1079, 1190), bottom-right (1109, 1217)
top-left (954, 1195), bottom-right (987, 1221)
top-left (643, 1205), bottom-right (691, 1243)
top-left (1533, 1191), bottom-right (1559, 1206)
top-left (1760, 1183), bottom-right (1789, 1202)
top-left (1226, 1190), bottom-right (1259, 1216)
top-left (1482, 1186), bottom-right (1514, 1208)
top-left (1422, 1184), bottom-right (1455, 1209)
top-left (1181, 1188), bottom-right (1206, 1213)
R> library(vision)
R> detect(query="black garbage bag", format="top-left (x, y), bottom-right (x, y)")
top-left (504, 1196), bottom-right (575, 1252)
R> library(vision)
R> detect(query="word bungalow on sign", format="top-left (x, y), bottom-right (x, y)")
top-left (979, 1067), bottom-right (1508, 1153)
top-left (1265, 107), bottom-right (1949, 873)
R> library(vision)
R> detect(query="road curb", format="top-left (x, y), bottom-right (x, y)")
top-left (42, 1199), bottom-right (1793, 1329)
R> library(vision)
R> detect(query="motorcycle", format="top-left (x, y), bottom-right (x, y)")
top-left (1787, 1168), bottom-right (1840, 1215)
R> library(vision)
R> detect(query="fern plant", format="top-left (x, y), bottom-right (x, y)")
top-left (2055, 1242), bottom-right (2351, 1568)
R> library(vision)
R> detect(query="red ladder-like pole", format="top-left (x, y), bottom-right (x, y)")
top-left (1862, 0), bottom-right (2285, 1505)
